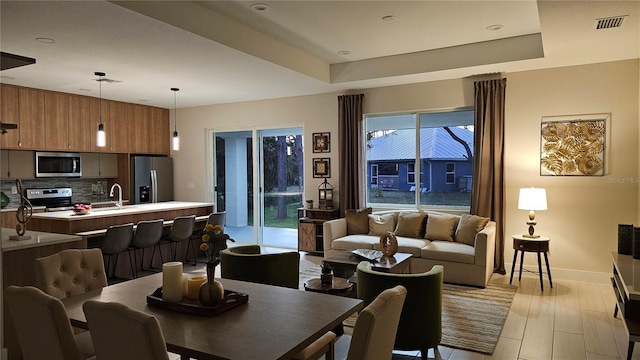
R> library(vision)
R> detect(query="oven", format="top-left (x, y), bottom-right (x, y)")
top-left (25, 187), bottom-right (74, 211)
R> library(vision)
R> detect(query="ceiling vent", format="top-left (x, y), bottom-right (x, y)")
top-left (595, 15), bottom-right (627, 30)
top-left (95, 77), bottom-right (122, 84)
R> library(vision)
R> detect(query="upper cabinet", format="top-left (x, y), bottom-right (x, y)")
top-left (0, 85), bottom-right (169, 155)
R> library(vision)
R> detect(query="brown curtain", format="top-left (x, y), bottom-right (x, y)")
top-left (472, 79), bottom-right (506, 274)
top-left (338, 94), bottom-right (365, 215)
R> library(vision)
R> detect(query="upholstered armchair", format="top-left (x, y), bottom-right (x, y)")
top-left (220, 245), bottom-right (300, 289)
top-left (35, 248), bottom-right (108, 299)
top-left (356, 261), bottom-right (443, 359)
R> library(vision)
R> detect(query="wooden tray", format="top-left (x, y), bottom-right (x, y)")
top-left (146, 287), bottom-right (248, 316)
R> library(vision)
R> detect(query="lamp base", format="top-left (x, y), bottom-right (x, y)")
top-left (522, 234), bottom-right (541, 238)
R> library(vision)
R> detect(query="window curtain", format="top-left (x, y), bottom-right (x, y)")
top-left (472, 79), bottom-right (506, 274)
top-left (338, 94), bottom-right (365, 215)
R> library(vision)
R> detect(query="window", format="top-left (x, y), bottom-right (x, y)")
top-left (365, 109), bottom-right (474, 209)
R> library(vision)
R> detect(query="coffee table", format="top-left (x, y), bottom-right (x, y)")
top-left (323, 251), bottom-right (412, 279)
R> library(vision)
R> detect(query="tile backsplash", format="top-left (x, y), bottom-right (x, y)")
top-left (1, 179), bottom-right (113, 208)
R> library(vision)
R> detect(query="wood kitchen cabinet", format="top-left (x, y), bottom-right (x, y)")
top-left (149, 106), bottom-right (170, 155)
top-left (109, 100), bottom-right (132, 153)
top-left (0, 150), bottom-right (35, 179)
top-left (0, 85), bottom-right (45, 150)
top-left (44, 91), bottom-right (70, 150)
top-left (80, 153), bottom-right (118, 178)
top-left (69, 95), bottom-right (95, 152)
top-left (130, 104), bottom-right (149, 154)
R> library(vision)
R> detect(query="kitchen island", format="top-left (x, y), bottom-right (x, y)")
top-left (27, 201), bottom-right (213, 234)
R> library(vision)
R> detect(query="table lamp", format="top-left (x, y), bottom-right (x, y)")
top-left (518, 187), bottom-right (547, 238)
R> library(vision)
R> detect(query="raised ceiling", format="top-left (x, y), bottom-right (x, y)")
top-left (0, 1), bottom-right (638, 109)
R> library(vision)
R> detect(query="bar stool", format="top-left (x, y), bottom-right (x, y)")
top-left (160, 215), bottom-right (195, 264)
top-left (186, 211), bottom-right (226, 266)
top-left (100, 223), bottom-right (135, 280)
top-left (129, 219), bottom-right (164, 278)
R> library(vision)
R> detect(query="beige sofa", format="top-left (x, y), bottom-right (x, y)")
top-left (323, 209), bottom-right (496, 287)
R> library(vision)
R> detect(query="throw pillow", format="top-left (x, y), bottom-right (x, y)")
top-left (394, 212), bottom-right (427, 238)
top-left (368, 214), bottom-right (395, 236)
top-left (424, 213), bottom-right (459, 242)
top-left (455, 214), bottom-right (490, 246)
top-left (345, 207), bottom-right (372, 235)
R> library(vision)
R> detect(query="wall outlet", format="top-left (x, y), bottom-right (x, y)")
top-left (11, 186), bottom-right (17, 194)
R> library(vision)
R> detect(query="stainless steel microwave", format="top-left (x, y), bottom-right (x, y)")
top-left (35, 152), bottom-right (82, 177)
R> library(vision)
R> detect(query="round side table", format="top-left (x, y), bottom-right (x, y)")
top-left (509, 235), bottom-right (552, 291)
top-left (304, 277), bottom-right (353, 295)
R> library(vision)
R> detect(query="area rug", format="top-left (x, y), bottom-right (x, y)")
top-left (298, 262), bottom-right (517, 355)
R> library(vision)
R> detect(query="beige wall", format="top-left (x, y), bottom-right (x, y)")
top-left (175, 59), bottom-right (639, 281)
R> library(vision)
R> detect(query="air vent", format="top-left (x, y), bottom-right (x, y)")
top-left (95, 77), bottom-right (122, 84)
top-left (595, 15), bottom-right (627, 29)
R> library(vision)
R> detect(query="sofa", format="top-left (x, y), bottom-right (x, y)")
top-left (322, 209), bottom-right (496, 287)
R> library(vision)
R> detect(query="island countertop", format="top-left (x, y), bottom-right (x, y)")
top-left (2, 228), bottom-right (83, 252)
top-left (27, 201), bottom-right (214, 234)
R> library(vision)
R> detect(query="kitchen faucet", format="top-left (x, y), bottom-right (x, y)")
top-left (109, 183), bottom-right (123, 209)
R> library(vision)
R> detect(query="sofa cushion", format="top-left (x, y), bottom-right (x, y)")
top-left (421, 241), bottom-right (475, 264)
top-left (455, 214), bottom-right (490, 246)
top-left (345, 207), bottom-right (372, 235)
top-left (424, 213), bottom-right (459, 241)
top-left (332, 235), bottom-right (378, 250)
top-left (372, 236), bottom-right (429, 257)
top-left (394, 212), bottom-right (427, 238)
top-left (368, 214), bottom-right (395, 236)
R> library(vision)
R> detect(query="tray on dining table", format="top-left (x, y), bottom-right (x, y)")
top-left (146, 287), bottom-right (248, 316)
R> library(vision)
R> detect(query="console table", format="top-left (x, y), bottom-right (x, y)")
top-left (611, 252), bottom-right (640, 360)
top-left (297, 208), bottom-right (340, 254)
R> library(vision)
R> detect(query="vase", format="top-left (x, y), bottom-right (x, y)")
top-left (199, 263), bottom-right (224, 306)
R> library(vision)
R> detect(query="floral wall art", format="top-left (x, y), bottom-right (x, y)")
top-left (540, 114), bottom-right (609, 176)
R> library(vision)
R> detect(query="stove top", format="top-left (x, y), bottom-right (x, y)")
top-left (25, 187), bottom-right (73, 211)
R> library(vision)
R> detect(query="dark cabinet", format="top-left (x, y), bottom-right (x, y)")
top-left (298, 208), bottom-right (340, 253)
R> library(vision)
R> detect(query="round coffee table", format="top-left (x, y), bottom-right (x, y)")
top-left (304, 277), bottom-right (353, 295)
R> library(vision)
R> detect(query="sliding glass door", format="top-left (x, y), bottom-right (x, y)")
top-left (209, 127), bottom-right (303, 249)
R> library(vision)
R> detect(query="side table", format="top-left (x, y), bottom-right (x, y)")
top-left (304, 277), bottom-right (354, 336)
top-left (509, 235), bottom-right (553, 291)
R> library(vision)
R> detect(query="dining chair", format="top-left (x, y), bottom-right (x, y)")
top-left (129, 219), bottom-right (164, 277)
top-left (186, 211), bottom-right (226, 265)
top-left (82, 300), bottom-right (170, 360)
top-left (158, 215), bottom-right (196, 264)
top-left (294, 285), bottom-right (407, 360)
top-left (357, 261), bottom-right (444, 359)
top-left (4, 285), bottom-right (96, 360)
top-left (220, 244), bottom-right (300, 289)
top-left (100, 223), bottom-right (135, 279)
top-left (35, 248), bottom-right (108, 300)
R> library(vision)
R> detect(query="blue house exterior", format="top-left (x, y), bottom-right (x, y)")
top-left (367, 127), bottom-right (473, 193)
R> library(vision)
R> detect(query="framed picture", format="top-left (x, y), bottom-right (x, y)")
top-left (313, 132), bottom-right (330, 153)
top-left (313, 158), bottom-right (331, 178)
top-left (540, 113), bottom-right (609, 176)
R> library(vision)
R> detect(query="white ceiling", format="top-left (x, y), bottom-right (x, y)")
top-left (0, 1), bottom-right (638, 109)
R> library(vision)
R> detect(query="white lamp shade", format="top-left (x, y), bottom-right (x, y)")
top-left (172, 131), bottom-right (180, 151)
top-left (97, 124), bottom-right (106, 147)
top-left (518, 187), bottom-right (547, 211)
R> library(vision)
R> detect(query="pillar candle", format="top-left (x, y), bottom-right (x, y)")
top-left (183, 275), bottom-right (189, 297)
top-left (187, 276), bottom-right (207, 300)
top-left (162, 262), bottom-right (184, 303)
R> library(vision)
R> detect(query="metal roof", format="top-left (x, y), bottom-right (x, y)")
top-left (367, 127), bottom-right (473, 161)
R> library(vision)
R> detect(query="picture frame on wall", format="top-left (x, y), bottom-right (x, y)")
top-left (313, 158), bottom-right (331, 178)
top-left (313, 132), bottom-right (330, 153)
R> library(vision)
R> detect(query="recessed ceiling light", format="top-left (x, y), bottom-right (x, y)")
top-left (251, 3), bottom-right (269, 11)
top-left (337, 50), bottom-right (351, 56)
top-left (36, 37), bottom-right (55, 44)
top-left (381, 15), bottom-right (395, 22)
top-left (485, 24), bottom-right (503, 31)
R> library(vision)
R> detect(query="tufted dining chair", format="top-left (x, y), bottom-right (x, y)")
top-left (83, 300), bottom-right (170, 360)
top-left (35, 248), bottom-right (108, 300)
top-left (4, 285), bottom-right (96, 360)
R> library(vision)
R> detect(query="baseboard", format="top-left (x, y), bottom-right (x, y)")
top-left (505, 262), bottom-right (610, 284)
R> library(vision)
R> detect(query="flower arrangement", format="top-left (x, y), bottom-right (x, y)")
top-left (200, 224), bottom-right (235, 267)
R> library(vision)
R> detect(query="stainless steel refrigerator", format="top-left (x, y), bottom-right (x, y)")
top-left (130, 156), bottom-right (174, 203)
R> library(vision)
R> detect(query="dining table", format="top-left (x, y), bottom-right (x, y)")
top-left (61, 272), bottom-right (363, 360)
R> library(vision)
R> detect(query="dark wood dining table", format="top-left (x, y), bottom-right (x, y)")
top-left (61, 272), bottom-right (363, 360)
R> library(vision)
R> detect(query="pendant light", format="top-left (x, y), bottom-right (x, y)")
top-left (171, 87), bottom-right (180, 151)
top-left (95, 72), bottom-right (106, 147)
